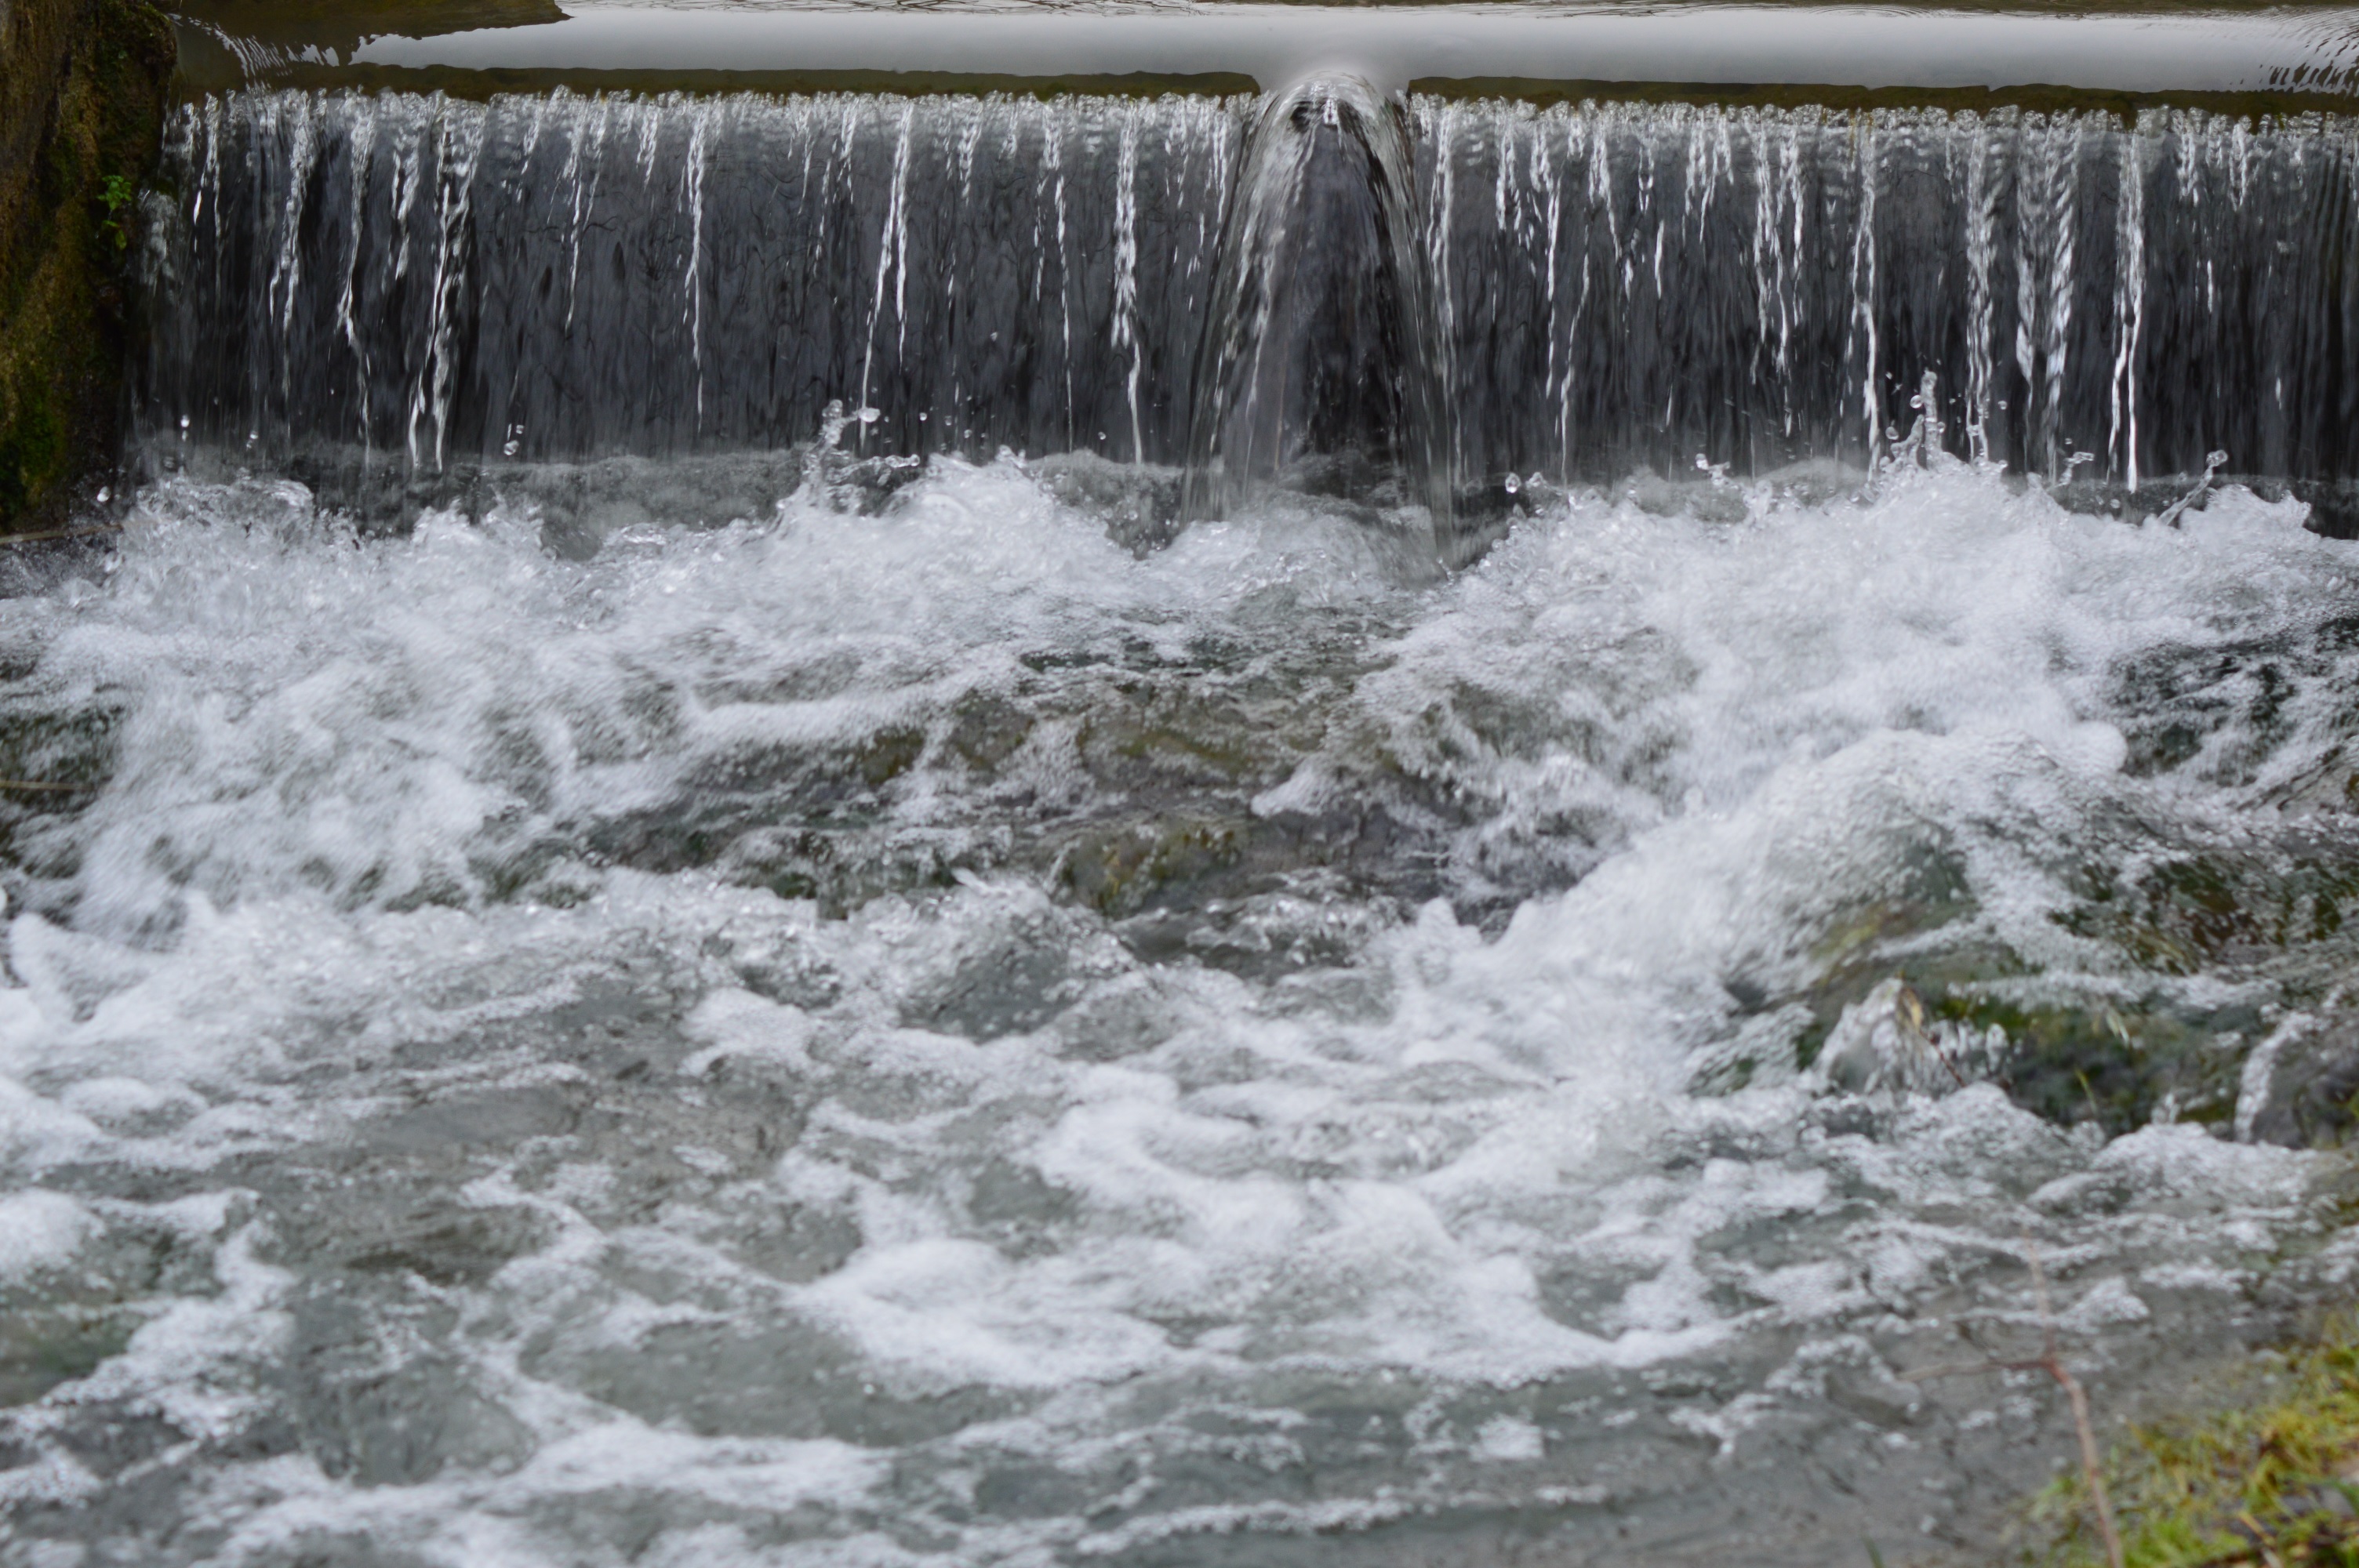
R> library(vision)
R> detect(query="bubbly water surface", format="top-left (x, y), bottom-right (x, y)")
top-left (4, 459), bottom-right (2359, 1566)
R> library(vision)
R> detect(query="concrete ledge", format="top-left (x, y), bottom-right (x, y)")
top-left (171, 2), bottom-right (2359, 107)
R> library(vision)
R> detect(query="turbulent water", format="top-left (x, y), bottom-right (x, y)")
top-left (4, 449), bottom-right (2359, 1565)
top-left (14, 69), bottom-right (2359, 1568)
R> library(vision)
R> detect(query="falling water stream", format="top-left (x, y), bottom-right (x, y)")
top-left (15, 13), bottom-right (2359, 1566)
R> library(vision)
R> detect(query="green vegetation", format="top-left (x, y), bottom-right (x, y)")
top-left (96, 172), bottom-right (136, 251)
top-left (2037, 1317), bottom-right (2359, 1566)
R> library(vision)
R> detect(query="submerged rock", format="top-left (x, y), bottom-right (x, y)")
top-left (1813, 976), bottom-right (1990, 1096)
top-left (1031, 452), bottom-right (1182, 556)
top-left (1618, 468), bottom-right (1750, 525)
top-left (2241, 1010), bottom-right (2359, 1149)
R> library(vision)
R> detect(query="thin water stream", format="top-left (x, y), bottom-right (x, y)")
top-left (12, 11), bottom-right (2359, 1568)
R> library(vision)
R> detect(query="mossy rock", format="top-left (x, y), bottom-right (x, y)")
top-left (0, 0), bottom-right (175, 529)
top-left (2243, 1013), bottom-right (2359, 1151)
top-left (0, 700), bottom-right (122, 790)
top-left (1772, 867), bottom-right (2253, 1134)
top-left (1789, 949), bottom-right (2247, 1137)
top-left (2055, 849), bottom-right (2359, 977)
top-left (1939, 988), bottom-right (2246, 1137)
top-left (946, 691), bottom-right (1035, 773)
top-left (1058, 815), bottom-right (1247, 918)
top-left (1764, 846), bottom-right (1985, 1069)
top-left (1074, 692), bottom-right (1295, 792)
top-left (0, 700), bottom-right (120, 871)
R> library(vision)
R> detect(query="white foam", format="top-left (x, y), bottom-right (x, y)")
top-left (0, 456), bottom-right (2350, 1560)
top-left (0, 1189), bottom-right (96, 1283)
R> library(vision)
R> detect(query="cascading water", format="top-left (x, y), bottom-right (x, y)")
top-left (15, 36), bottom-right (2359, 1568)
top-left (146, 88), bottom-right (2359, 539)
top-left (145, 89), bottom-right (1245, 506)
top-left (1182, 77), bottom-right (1455, 555)
top-left (1416, 100), bottom-right (2359, 501)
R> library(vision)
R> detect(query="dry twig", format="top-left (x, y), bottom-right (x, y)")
top-left (1902, 1232), bottom-right (2126, 1568)
top-left (0, 521), bottom-right (125, 546)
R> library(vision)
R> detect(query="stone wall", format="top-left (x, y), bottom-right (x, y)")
top-left (0, 0), bottom-right (173, 531)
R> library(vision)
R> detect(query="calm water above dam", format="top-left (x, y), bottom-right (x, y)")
top-left (11, 8), bottom-right (2359, 1566)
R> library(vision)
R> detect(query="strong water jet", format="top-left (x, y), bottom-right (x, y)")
top-left (1183, 75), bottom-right (1454, 556)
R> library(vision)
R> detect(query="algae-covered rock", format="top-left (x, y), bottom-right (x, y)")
top-left (0, 0), bottom-right (173, 530)
top-left (1812, 977), bottom-right (1991, 1096)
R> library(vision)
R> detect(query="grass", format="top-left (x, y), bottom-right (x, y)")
top-left (2038, 1317), bottom-right (2359, 1567)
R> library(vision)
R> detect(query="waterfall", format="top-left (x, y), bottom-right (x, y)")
top-left (144, 88), bottom-right (2359, 550)
top-left (1182, 76), bottom-right (1455, 557)
top-left (1417, 100), bottom-right (2359, 496)
top-left (144, 89), bottom-right (1248, 477)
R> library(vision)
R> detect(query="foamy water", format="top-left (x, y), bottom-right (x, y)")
top-left (3, 458), bottom-right (2357, 1566)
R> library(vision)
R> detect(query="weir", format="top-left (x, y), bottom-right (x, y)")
top-left (147, 89), bottom-right (1244, 479)
top-left (147, 78), bottom-right (2359, 549)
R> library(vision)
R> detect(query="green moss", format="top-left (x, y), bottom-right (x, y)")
top-left (2036, 1316), bottom-right (2359, 1566)
top-left (2055, 853), bottom-right (2359, 977)
top-left (1939, 989), bottom-right (2241, 1135)
top-left (0, 347), bottom-right (72, 520)
top-left (1778, 902), bottom-right (2252, 1133)
top-left (1060, 817), bottom-right (1246, 917)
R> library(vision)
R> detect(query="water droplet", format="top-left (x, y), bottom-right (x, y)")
top-left (1503, 474), bottom-right (1520, 495)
